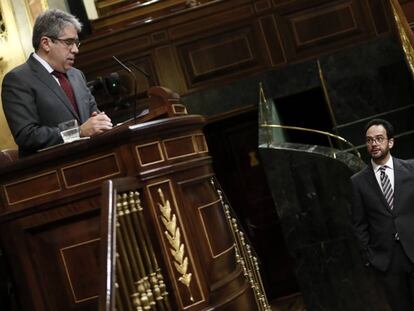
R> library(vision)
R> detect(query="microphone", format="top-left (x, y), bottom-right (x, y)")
top-left (112, 56), bottom-right (138, 123)
top-left (127, 61), bottom-right (156, 86)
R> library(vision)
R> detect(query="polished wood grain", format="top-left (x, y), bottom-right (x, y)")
top-left (77, 0), bottom-right (391, 110)
top-left (0, 114), bottom-right (259, 310)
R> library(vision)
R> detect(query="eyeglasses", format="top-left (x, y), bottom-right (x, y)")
top-left (49, 37), bottom-right (81, 48)
top-left (365, 136), bottom-right (387, 145)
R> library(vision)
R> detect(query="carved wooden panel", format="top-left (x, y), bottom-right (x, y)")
top-left (259, 15), bottom-right (287, 66)
top-left (194, 134), bottom-right (208, 153)
top-left (168, 5), bottom-right (254, 41)
top-left (275, 0), bottom-right (375, 59)
top-left (254, 0), bottom-right (273, 13)
top-left (400, 0), bottom-right (414, 27)
top-left (177, 27), bottom-right (265, 87)
top-left (366, 0), bottom-right (391, 34)
top-left (61, 153), bottom-right (121, 188)
top-left (154, 45), bottom-right (187, 94)
top-left (60, 239), bottom-right (101, 303)
top-left (136, 141), bottom-right (165, 167)
top-left (291, 3), bottom-right (358, 46)
top-left (4, 171), bottom-right (61, 206)
top-left (177, 176), bottom-right (237, 287)
top-left (76, 0), bottom-right (390, 101)
top-left (163, 135), bottom-right (197, 160)
top-left (25, 200), bottom-right (101, 310)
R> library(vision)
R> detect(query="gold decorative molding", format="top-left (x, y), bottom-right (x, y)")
top-left (157, 187), bottom-right (194, 302)
top-left (390, 0), bottom-right (414, 77)
top-left (147, 179), bottom-right (205, 308)
top-left (211, 178), bottom-right (272, 311)
top-left (0, 4), bottom-right (8, 43)
top-left (25, 0), bottom-right (49, 24)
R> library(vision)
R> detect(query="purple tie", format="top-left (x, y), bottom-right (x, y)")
top-left (52, 71), bottom-right (79, 115)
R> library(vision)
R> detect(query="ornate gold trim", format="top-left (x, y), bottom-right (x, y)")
top-left (146, 180), bottom-right (205, 309)
top-left (212, 179), bottom-right (272, 310)
top-left (60, 238), bottom-right (100, 303)
top-left (157, 188), bottom-right (194, 301)
top-left (390, 0), bottom-right (414, 76)
top-left (0, 4), bottom-right (8, 42)
top-left (41, 0), bottom-right (49, 11)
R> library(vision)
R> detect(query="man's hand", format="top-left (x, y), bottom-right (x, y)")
top-left (80, 111), bottom-right (113, 137)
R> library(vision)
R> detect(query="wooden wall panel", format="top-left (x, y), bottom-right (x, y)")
top-left (400, 0), bottom-right (414, 27)
top-left (254, 0), bottom-right (273, 13)
top-left (154, 46), bottom-right (188, 94)
top-left (77, 0), bottom-right (391, 103)
top-left (259, 15), bottom-right (287, 66)
top-left (177, 27), bottom-right (264, 87)
top-left (291, 4), bottom-right (358, 46)
top-left (366, 0), bottom-right (391, 34)
top-left (22, 199), bottom-right (101, 310)
top-left (168, 5), bottom-right (254, 41)
top-left (275, 0), bottom-right (374, 60)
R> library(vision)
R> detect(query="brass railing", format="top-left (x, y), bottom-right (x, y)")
top-left (258, 81), bottom-right (362, 166)
top-left (211, 178), bottom-right (272, 311)
top-left (115, 191), bottom-right (172, 311)
top-left (260, 123), bottom-right (362, 163)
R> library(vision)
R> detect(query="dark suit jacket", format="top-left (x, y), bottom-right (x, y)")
top-left (2, 54), bottom-right (98, 157)
top-left (351, 157), bottom-right (414, 271)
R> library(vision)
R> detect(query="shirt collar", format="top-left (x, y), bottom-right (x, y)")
top-left (372, 156), bottom-right (394, 173)
top-left (32, 52), bottom-right (54, 74)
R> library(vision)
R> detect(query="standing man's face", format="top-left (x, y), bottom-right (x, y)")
top-left (365, 124), bottom-right (394, 163)
top-left (42, 24), bottom-right (79, 72)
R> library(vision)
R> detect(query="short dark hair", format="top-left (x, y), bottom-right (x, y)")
top-left (364, 118), bottom-right (394, 139)
top-left (32, 9), bottom-right (82, 51)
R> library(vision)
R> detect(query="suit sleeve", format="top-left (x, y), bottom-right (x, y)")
top-left (350, 177), bottom-right (372, 263)
top-left (79, 70), bottom-right (98, 117)
top-left (2, 70), bottom-right (63, 153)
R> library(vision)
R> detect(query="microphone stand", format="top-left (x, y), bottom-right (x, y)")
top-left (127, 61), bottom-right (156, 86)
top-left (112, 56), bottom-right (138, 124)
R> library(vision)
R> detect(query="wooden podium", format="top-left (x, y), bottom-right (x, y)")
top-left (0, 88), bottom-right (263, 310)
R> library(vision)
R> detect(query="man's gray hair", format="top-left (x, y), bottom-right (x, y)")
top-left (32, 9), bottom-right (82, 51)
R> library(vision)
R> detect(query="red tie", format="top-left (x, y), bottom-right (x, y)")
top-left (52, 71), bottom-right (79, 115)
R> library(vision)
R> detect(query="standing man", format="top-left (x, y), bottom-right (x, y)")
top-left (2, 9), bottom-right (112, 157)
top-left (351, 118), bottom-right (414, 311)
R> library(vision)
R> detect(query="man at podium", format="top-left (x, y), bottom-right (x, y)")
top-left (2, 9), bottom-right (112, 157)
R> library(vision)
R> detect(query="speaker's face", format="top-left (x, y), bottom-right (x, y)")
top-left (46, 24), bottom-right (80, 73)
top-left (365, 124), bottom-right (393, 163)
